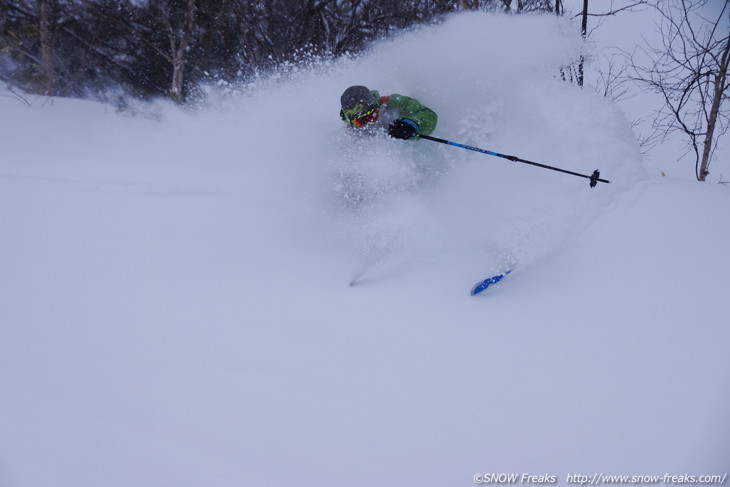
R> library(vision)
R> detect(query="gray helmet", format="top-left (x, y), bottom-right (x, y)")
top-left (340, 85), bottom-right (378, 119)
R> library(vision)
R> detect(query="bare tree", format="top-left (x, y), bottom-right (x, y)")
top-left (578, 0), bottom-right (588, 86)
top-left (157, 0), bottom-right (196, 99)
top-left (629, 0), bottom-right (730, 181)
top-left (106, 0), bottom-right (198, 100)
top-left (38, 0), bottom-right (57, 95)
top-left (570, 1), bottom-right (650, 87)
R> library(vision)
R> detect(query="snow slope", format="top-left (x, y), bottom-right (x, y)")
top-left (1, 12), bottom-right (728, 487)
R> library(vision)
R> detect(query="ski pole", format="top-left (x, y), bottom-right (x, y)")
top-left (417, 134), bottom-right (610, 188)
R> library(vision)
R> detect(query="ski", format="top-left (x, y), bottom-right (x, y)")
top-left (470, 269), bottom-right (513, 296)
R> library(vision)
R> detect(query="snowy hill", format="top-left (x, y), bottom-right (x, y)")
top-left (1, 12), bottom-right (728, 486)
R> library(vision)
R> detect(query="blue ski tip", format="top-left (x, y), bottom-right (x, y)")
top-left (470, 269), bottom-right (512, 296)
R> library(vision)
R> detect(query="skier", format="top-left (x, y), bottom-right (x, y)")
top-left (339, 85), bottom-right (437, 139)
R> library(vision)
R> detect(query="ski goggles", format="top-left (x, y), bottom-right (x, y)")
top-left (348, 107), bottom-right (379, 128)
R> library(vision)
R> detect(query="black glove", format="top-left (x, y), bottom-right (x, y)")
top-left (388, 118), bottom-right (419, 140)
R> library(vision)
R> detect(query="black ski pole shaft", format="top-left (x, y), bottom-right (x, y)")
top-left (418, 134), bottom-right (610, 188)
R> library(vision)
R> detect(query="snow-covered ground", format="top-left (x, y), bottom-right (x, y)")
top-left (1, 12), bottom-right (728, 487)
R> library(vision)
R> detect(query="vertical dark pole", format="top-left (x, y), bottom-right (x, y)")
top-left (579, 0), bottom-right (588, 87)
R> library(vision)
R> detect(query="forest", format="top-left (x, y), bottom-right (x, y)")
top-left (0, 0), bottom-right (564, 101)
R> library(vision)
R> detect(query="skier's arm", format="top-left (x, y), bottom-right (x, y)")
top-left (381, 94), bottom-right (438, 136)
